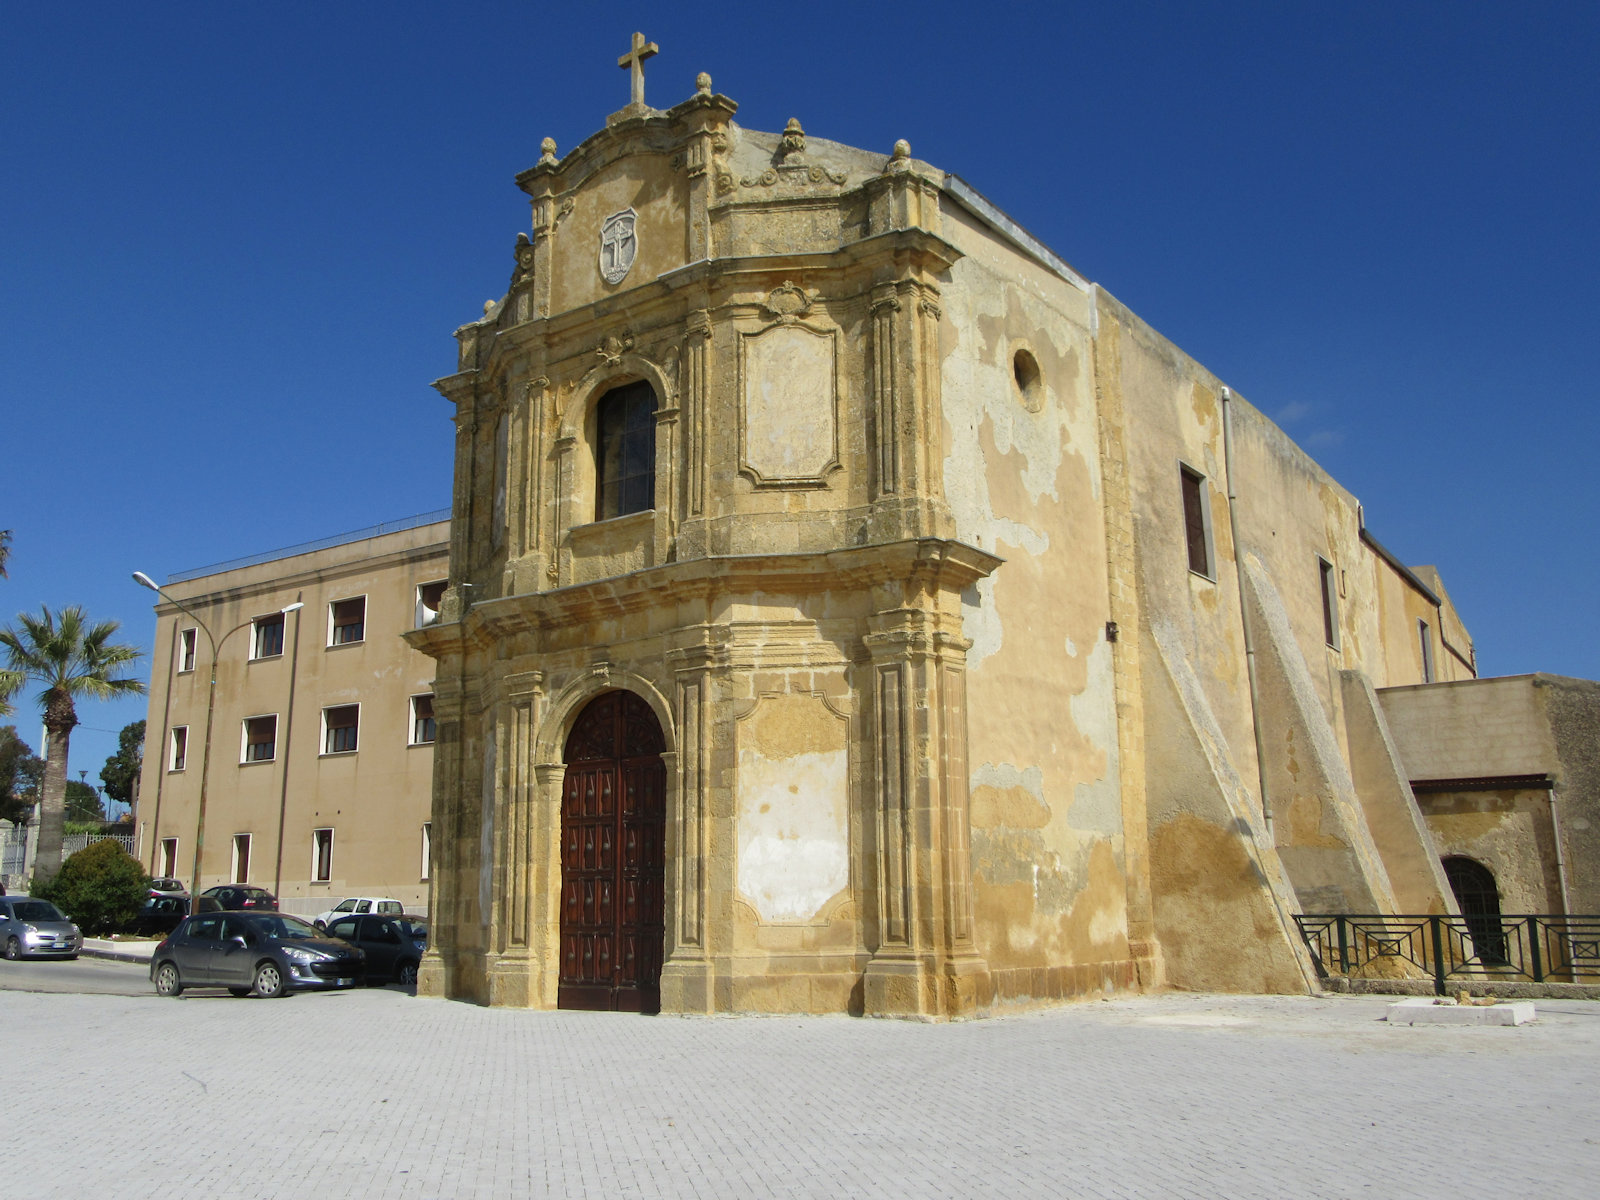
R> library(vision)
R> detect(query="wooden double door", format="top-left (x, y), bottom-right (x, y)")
top-left (558, 691), bottom-right (666, 1013)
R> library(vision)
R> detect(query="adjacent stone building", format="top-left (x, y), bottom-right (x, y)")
top-left (405, 44), bottom-right (1587, 1016)
top-left (138, 514), bottom-right (448, 915)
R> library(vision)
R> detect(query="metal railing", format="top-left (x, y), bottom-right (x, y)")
top-left (1295, 913), bottom-right (1600, 994)
top-left (61, 832), bottom-right (136, 858)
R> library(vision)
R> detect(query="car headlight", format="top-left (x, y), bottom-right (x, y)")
top-left (281, 946), bottom-right (323, 964)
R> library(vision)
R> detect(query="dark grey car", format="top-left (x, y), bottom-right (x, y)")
top-left (149, 911), bottom-right (365, 998)
top-left (0, 896), bottom-right (82, 960)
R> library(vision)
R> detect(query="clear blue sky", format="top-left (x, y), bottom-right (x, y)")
top-left (4, 3), bottom-right (1597, 795)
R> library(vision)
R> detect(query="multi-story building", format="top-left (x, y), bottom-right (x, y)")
top-left (136, 512), bottom-right (448, 916)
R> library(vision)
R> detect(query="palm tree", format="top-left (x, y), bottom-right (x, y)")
top-left (0, 606), bottom-right (144, 879)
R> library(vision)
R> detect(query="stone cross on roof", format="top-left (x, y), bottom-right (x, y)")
top-left (618, 31), bottom-right (659, 109)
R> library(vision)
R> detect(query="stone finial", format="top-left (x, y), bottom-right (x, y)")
top-left (483, 299), bottom-right (496, 315)
top-left (696, 71), bottom-right (712, 95)
top-left (886, 139), bottom-right (911, 173)
top-left (539, 137), bottom-right (558, 165)
top-left (779, 117), bottom-right (806, 159)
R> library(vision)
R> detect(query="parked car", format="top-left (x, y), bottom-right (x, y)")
top-left (201, 884), bottom-right (278, 911)
top-left (131, 894), bottom-right (220, 938)
top-left (148, 877), bottom-right (189, 899)
top-left (149, 910), bottom-right (365, 998)
top-left (312, 896), bottom-right (403, 930)
top-left (0, 896), bottom-right (82, 960)
top-left (325, 913), bottom-right (428, 985)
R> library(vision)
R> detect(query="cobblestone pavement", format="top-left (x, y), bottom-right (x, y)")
top-left (5, 987), bottom-right (1597, 1199)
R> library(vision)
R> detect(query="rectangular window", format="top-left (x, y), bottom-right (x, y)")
top-left (1180, 464), bottom-right (1214, 578)
top-left (1419, 619), bottom-right (1435, 683)
top-left (1319, 557), bottom-right (1340, 649)
top-left (312, 828), bottom-right (334, 883)
top-left (410, 694), bottom-right (436, 745)
top-left (160, 838), bottom-right (178, 878)
top-left (178, 628), bottom-right (197, 673)
top-left (169, 726), bottom-right (188, 771)
top-left (421, 821), bottom-right (432, 881)
top-left (323, 704), bottom-right (360, 755)
top-left (252, 613), bottom-right (285, 660)
top-left (416, 580), bottom-right (447, 628)
top-left (329, 596), bottom-right (366, 646)
top-left (243, 714), bottom-right (278, 763)
top-left (231, 833), bottom-right (251, 885)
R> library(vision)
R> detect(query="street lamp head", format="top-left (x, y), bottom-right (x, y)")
top-left (132, 571), bottom-right (159, 591)
top-left (281, 602), bottom-right (305, 614)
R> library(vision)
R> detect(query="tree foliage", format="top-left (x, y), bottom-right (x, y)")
top-left (100, 719), bottom-right (144, 806)
top-left (0, 725), bottom-right (43, 825)
top-left (0, 605), bottom-right (145, 879)
top-left (30, 838), bottom-right (149, 935)
top-left (65, 779), bottom-right (106, 823)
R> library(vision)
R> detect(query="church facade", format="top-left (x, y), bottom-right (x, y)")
top-left (408, 47), bottom-right (1499, 1016)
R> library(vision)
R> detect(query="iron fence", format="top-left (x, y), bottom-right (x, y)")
top-left (1294, 913), bottom-right (1600, 994)
top-left (61, 833), bottom-right (136, 857)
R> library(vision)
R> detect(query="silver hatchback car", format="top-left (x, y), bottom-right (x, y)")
top-left (0, 896), bottom-right (83, 960)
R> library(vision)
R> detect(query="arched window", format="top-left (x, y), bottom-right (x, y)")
top-left (1443, 856), bottom-right (1508, 965)
top-left (595, 380), bottom-right (656, 521)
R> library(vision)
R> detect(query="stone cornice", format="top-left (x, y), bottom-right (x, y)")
top-left (406, 539), bottom-right (1002, 657)
top-left (514, 93), bottom-right (739, 196)
top-left (466, 229), bottom-right (962, 382)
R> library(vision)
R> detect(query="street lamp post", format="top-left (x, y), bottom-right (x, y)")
top-left (133, 571), bottom-right (302, 905)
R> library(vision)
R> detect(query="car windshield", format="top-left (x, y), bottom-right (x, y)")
top-left (245, 914), bottom-right (324, 941)
top-left (12, 901), bottom-right (65, 921)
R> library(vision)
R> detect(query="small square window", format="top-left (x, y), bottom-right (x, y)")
top-left (1180, 464), bottom-right (1215, 579)
top-left (243, 715), bottom-right (278, 763)
top-left (169, 726), bottom-right (188, 772)
top-left (251, 614), bottom-right (285, 660)
top-left (323, 704), bottom-right (360, 755)
top-left (416, 580), bottom-right (447, 628)
top-left (329, 597), bottom-right (366, 646)
top-left (410, 694), bottom-right (436, 745)
top-left (312, 828), bottom-right (335, 883)
top-left (178, 628), bottom-right (197, 673)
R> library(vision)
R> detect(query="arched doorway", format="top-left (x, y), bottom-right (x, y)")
top-left (559, 690), bottom-right (666, 1012)
top-left (1443, 855), bottom-right (1508, 966)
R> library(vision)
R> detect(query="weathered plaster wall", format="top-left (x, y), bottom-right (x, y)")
top-left (936, 201), bottom-right (1141, 1003)
top-left (1381, 674), bottom-right (1600, 916)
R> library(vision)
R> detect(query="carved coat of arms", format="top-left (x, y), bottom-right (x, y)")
top-left (599, 208), bottom-right (638, 285)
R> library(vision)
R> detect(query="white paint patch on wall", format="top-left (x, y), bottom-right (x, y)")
top-left (1067, 638), bottom-right (1123, 834)
top-left (736, 746), bottom-right (850, 923)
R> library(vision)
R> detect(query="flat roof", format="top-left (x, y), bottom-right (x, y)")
top-left (166, 509), bottom-right (450, 584)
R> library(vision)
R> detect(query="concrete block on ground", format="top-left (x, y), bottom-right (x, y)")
top-left (1386, 997), bottom-right (1535, 1026)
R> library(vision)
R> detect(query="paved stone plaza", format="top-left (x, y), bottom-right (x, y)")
top-left (4, 984), bottom-right (1597, 1198)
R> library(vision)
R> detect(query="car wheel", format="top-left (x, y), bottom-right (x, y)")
top-left (4, 936), bottom-right (20, 961)
top-left (397, 960), bottom-right (419, 986)
top-left (154, 961), bottom-right (183, 996)
top-left (314, 920), bottom-right (327, 931)
top-left (253, 961), bottom-right (286, 998)
top-left (228, 987), bottom-right (251, 997)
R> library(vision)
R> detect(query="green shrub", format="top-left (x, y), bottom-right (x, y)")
top-left (31, 839), bottom-right (149, 936)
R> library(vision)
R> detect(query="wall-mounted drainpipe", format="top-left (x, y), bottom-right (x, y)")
top-left (1221, 386), bottom-right (1273, 833)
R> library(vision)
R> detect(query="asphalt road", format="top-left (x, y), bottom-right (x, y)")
top-left (0, 954), bottom-right (152, 995)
